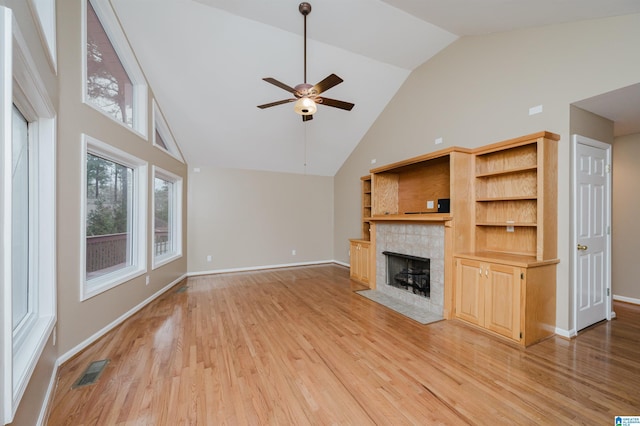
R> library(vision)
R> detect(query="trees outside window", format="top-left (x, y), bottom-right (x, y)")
top-left (82, 135), bottom-right (147, 300)
top-left (153, 167), bottom-right (182, 268)
top-left (84, 0), bottom-right (147, 136)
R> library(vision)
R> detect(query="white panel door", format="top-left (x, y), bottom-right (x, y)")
top-left (573, 135), bottom-right (611, 332)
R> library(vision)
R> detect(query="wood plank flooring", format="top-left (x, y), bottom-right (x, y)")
top-left (47, 264), bottom-right (640, 425)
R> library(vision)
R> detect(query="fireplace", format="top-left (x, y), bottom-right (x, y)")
top-left (383, 251), bottom-right (430, 298)
top-left (375, 223), bottom-right (444, 317)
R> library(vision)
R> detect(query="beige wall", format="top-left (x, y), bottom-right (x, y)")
top-left (612, 133), bottom-right (640, 302)
top-left (56, 0), bottom-right (188, 357)
top-left (570, 106), bottom-right (614, 144)
top-left (188, 167), bottom-right (334, 273)
top-left (334, 14), bottom-right (640, 334)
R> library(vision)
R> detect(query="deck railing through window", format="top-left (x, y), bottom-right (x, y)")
top-left (87, 231), bottom-right (170, 275)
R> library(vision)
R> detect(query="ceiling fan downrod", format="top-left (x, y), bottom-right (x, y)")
top-left (299, 2), bottom-right (311, 84)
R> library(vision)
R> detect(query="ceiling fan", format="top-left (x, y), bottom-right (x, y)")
top-left (257, 2), bottom-right (355, 122)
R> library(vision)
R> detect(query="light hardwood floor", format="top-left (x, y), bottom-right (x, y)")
top-left (47, 265), bottom-right (640, 425)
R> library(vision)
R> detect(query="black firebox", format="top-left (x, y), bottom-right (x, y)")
top-left (382, 251), bottom-right (430, 298)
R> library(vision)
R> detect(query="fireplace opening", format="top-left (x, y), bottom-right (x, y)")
top-left (383, 251), bottom-right (430, 298)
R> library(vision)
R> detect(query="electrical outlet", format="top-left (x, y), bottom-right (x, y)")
top-left (292, 249), bottom-right (296, 256)
top-left (435, 137), bottom-right (443, 145)
top-left (427, 200), bottom-right (434, 209)
top-left (145, 276), bottom-right (150, 285)
top-left (206, 255), bottom-right (212, 262)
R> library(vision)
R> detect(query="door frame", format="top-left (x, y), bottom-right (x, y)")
top-left (571, 134), bottom-right (613, 333)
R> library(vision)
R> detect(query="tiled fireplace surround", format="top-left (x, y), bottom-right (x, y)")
top-left (375, 223), bottom-right (445, 317)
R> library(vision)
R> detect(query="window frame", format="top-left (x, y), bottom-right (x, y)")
top-left (1, 7), bottom-right (57, 423)
top-left (81, 0), bottom-right (148, 138)
top-left (152, 100), bottom-right (184, 162)
top-left (81, 134), bottom-right (148, 301)
top-left (26, 0), bottom-right (57, 73)
top-left (152, 166), bottom-right (183, 269)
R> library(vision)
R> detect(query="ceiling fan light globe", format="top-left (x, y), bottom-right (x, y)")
top-left (294, 97), bottom-right (317, 115)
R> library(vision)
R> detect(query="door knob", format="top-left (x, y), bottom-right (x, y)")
top-left (577, 244), bottom-right (588, 251)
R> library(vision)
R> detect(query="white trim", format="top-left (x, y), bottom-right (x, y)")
top-left (81, 134), bottom-right (148, 301)
top-left (187, 260), bottom-right (338, 277)
top-left (1, 10), bottom-right (12, 421)
top-left (58, 273), bottom-right (187, 365)
top-left (35, 357), bottom-right (58, 426)
top-left (554, 327), bottom-right (576, 339)
top-left (26, 0), bottom-right (57, 74)
top-left (334, 260), bottom-right (349, 268)
top-left (613, 295), bottom-right (640, 306)
top-left (152, 100), bottom-right (185, 162)
top-left (151, 166), bottom-right (183, 269)
top-left (81, 0), bottom-right (148, 139)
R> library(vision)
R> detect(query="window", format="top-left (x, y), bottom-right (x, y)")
top-left (27, 0), bottom-right (57, 71)
top-left (82, 135), bottom-right (147, 300)
top-left (2, 7), bottom-right (56, 423)
top-left (152, 167), bottom-right (182, 268)
top-left (11, 106), bottom-right (32, 344)
top-left (83, 0), bottom-right (147, 137)
top-left (152, 100), bottom-right (184, 161)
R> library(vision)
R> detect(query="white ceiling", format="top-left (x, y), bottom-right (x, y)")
top-left (111, 0), bottom-right (640, 175)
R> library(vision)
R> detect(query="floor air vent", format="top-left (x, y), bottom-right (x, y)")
top-left (175, 285), bottom-right (188, 293)
top-left (72, 359), bottom-right (109, 389)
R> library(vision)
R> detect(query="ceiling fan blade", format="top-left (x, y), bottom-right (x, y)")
top-left (263, 78), bottom-right (299, 95)
top-left (312, 74), bottom-right (343, 95)
top-left (302, 114), bottom-right (313, 122)
top-left (318, 97), bottom-right (355, 111)
top-left (257, 99), bottom-right (296, 109)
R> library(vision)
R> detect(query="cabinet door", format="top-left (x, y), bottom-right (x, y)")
top-left (455, 258), bottom-right (484, 326)
top-left (359, 243), bottom-right (370, 283)
top-left (349, 242), bottom-right (360, 280)
top-left (484, 263), bottom-right (521, 340)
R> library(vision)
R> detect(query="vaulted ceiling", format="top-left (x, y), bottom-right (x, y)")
top-left (111, 0), bottom-right (640, 176)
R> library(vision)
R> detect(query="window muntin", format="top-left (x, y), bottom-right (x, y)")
top-left (152, 167), bottom-right (182, 268)
top-left (82, 136), bottom-right (147, 300)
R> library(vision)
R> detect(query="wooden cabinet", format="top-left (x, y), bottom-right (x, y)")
top-left (349, 239), bottom-right (370, 285)
top-left (473, 132), bottom-right (559, 260)
top-left (369, 148), bottom-right (472, 221)
top-left (454, 132), bottom-right (559, 346)
top-left (361, 176), bottom-right (372, 241)
top-left (455, 254), bottom-right (557, 346)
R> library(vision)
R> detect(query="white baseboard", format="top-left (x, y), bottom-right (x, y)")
top-left (554, 327), bottom-right (576, 339)
top-left (187, 260), bottom-right (341, 277)
top-left (613, 294), bottom-right (640, 305)
top-left (58, 273), bottom-right (187, 365)
top-left (334, 260), bottom-right (349, 268)
top-left (36, 360), bottom-right (59, 426)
